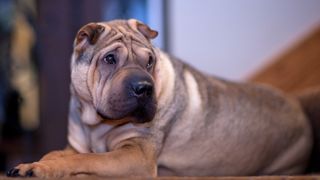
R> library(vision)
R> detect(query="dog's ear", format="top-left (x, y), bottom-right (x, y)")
top-left (137, 22), bottom-right (158, 39)
top-left (129, 19), bottom-right (158, 40)
top-left (75, 23), bottom-right (105, 47)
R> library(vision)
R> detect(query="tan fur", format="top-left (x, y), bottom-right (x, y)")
top-left (9, 19), bottom-right (314, 178)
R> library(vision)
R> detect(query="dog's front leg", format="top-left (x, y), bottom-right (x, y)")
top-left (7, 138), bottom-right (157, 178)
top-left (39, 145), bottom-right (78, 161)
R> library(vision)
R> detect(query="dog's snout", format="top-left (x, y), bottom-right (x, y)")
top-left (132, 81), bottom-right (153, 97)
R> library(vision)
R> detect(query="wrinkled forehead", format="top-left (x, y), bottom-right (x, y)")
top-left (96, 20), bottom-right (152, 49)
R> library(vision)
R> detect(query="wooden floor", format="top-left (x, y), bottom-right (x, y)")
top-left (1, 175), bottom-right (320, 180)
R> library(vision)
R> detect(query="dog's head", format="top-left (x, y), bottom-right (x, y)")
top-left (71, 19), bottom-right (159, 125)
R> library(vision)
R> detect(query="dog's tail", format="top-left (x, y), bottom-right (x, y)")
top-left (296, 87), bottom-right (320, 173)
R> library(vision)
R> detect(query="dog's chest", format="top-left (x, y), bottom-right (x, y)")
top-left (89, 124), bottom-right (113, 153)
top-left (68, 116), bottom-right (113, 153)
top-left (68, 116), bottom-right (150, 153)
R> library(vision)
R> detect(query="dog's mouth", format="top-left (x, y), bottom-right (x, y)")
top-left (96, 98), bottom-right (157, 124)
top-left (130, 102), bottom-right (157, 123)
top-left (96, 110), bottom-right (113, 120)
top-left (96, 111), bottom-right (132, 125)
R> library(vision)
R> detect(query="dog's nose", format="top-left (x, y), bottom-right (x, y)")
top-left (131, 81), bottom-right (153, 98)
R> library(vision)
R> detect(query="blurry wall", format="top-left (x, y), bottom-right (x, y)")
top-left (168, 0), bottom-right (320, 80)
top-left (102, 0), bottom-right (166, 49)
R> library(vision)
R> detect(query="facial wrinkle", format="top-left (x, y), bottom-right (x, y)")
top-left (86, 54), bottom-right (99, 104)
top-left (118, 26), bottom-right (134, 63)
top-left (96, 72), bottom-right (109, 108)
top-left (131, 36), bottom-right (150, 48)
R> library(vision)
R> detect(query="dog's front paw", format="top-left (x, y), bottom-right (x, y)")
top-left (7, 161), bottom-right (66, 178)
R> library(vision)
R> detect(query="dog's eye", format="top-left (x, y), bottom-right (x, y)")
top-left (146, 56), bottom-right (154, 69)
top-left (103, 54), bottom-right (116, 65)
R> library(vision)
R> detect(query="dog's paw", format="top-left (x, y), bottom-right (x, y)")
top-left (7, 161), bottom-right (66, 178)
top-left (6, 168), bottom-right (23, 177)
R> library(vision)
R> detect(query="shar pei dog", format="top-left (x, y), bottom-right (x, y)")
top-left (7, 19), bottom-right (320, 178)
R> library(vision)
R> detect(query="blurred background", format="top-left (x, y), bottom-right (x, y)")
top-left (0, 0), bottom-right (320, 173)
